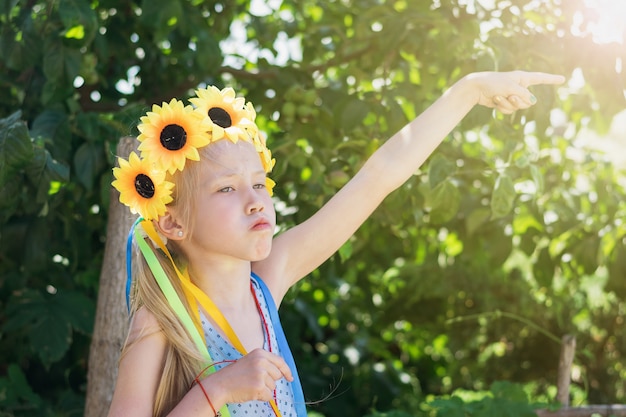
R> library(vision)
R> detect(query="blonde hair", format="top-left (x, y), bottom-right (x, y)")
top-left (120, 145), bottom-right (222, 417)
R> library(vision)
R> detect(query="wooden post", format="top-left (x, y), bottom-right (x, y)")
top-left (84, 137), bottom-right (138, 417)
top-left (535, 334), bottom-right (626, 416)
top-left (536, 405), bottom-right (626, 416)
top-left (556, 334), bottom-right (576, 407)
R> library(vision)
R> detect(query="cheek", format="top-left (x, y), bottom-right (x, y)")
top-left (263, 196), bottom-right (276, 218)
top-left (194, 199), bottom-right (230, 227)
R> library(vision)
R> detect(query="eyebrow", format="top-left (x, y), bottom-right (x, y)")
top-left (213, 169), bottom-right (267, 178)
top-left (204, 169), bottom-right (267, 187)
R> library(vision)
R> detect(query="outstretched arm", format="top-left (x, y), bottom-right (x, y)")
top-left (255, 71), bottom-right (565, 302)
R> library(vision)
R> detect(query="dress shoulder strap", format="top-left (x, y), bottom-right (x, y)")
top-left (251, 273), bottom-right (308, 417)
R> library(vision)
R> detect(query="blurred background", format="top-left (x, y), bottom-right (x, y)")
top-left (1, 0), bottom-right (625, 416)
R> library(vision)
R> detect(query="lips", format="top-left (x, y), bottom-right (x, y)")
top-left (251, 216), bottom-right (272, 231)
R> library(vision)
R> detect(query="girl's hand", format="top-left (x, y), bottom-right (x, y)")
top-left (206, 348), bottom-right (294, 405)
top-left (467, 71), bottom-right (566, 114)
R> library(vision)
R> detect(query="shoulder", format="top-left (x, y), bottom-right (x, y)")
top-left (123, 306), bottom-right (169, 364)
top-left (127, 305), bottom-right (164, 344)
top-left (108, 307), bottom-right (168, 416)
top-left (124, 306), bottom-right (169, 372)
top-left (249, 267), bottom-right (286, 307)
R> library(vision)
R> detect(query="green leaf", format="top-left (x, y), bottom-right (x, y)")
top-left (42, 39), bottom-right (64, 83)
top-left (0, 111), bottom-right (34, 188)
top-left (195, 31), bottom-right (223, 70)
top-left (24, 146), bottom-right (70, 204)
top-left (490, 174), bottom-right (515, 219)
top-left (466, 207), bottom-right (491, 236)
top-left (429, 180), bottom-right (460, 224)
top-left (338, 239), bottom-right (353, 262)
top-left (572, 235), bottom-right (599, 275)
top-left (512, 212), bottom-right (543, 234)
top-left (336, 98), bottom-right (370, 131)
top-left (0, 15), bottom-right (41, 70)
top-left (0, 178), bottom-right (21, 221)
top-left (475, 397), bottom-right (537, 417)
top-left (607, 244), bottom-right (626, 298)
top-left (45, 151), bottom-right (70, 182)
top-left (63, 45), bottom-right (83, 82)
top-left (529, 164), bottom-right (544, 194)
top-left (42, 37), bottom-right (83, 85)
top-left (428, 154), bottom-right (456, 189)
top-left (31, 110), bottom-right (69, 141)
top-left (385, 98), bottom-right (410, 132)
top-left (22, 217), bottom-right (49, 269)
top-left (6, 364), bottom-right (42, 406)
top-left (140, 0), bottom-right (183, 31)
top-left (74, 141), bottom-right (103, 190)
top-left (490, 381), bottom-right (528, 402)
top-left (429, 396), bottom-right (466, 417)
top-left (4, 289), bottom-right (93, 367)
top-left (58, 0), bottom-right (98, 40)
top-left (31, 311), bottom-right (73, 366)
top-left (533, 247), bottom-right (554, 288)
top-left (54, 290), bottom-right (96, 335)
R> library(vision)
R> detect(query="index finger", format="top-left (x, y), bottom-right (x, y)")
top-left (267, 353), bottom-right (294, 382)
top-left (519, 71), bottom-right (566, 87)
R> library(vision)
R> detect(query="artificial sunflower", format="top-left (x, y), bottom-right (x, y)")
top-left (250, 131), bottom-right (276, 173)
top-left (265, 177), bottom-right (276, 197)
top-left (112, 152), bottom-right (174, 220)
top-left (190, 86), bottom-right (257, 143)
top-left (137, 98), bottom-right (212, 174)
top-left (243, 101), bottom-right (259, 137)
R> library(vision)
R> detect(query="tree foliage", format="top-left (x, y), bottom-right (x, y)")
top-left (1, 0), bottom-right (625, 415)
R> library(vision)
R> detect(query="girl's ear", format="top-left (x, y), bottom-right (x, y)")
top-left (156, 212), bottom-right (185, 241)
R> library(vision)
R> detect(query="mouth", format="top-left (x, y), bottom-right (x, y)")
top-left (251, 217), bottom-right (272, 231)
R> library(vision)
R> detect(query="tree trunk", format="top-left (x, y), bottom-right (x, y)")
top-left (556, 334), bottom-right (576, 407)
top-left (534, 335), bottom-right (626, 417)
top-left (84, 137), bottom-right (138, 417)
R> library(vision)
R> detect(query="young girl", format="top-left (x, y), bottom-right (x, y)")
top-left (107, 71), bottom-right (564, 417)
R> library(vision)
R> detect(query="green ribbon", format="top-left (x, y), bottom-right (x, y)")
top-left (134, 227), bottom-right (232, 417)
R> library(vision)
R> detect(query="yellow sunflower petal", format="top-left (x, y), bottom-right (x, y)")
top-left (137, 98), bottom-right (211, 174)
top-left (265, 177), bottom-right (276, 196)
top-left (112, 152), bottom-right (174, 220)
top-left (244, 101), bottom-right (257, 122)
top-left (190, 86), bottom-right (252, 143)
top-left (248, 131), bottom-right (274, 173)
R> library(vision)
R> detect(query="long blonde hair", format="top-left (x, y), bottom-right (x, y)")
top-left (120, 146), bottom-right (217, 417)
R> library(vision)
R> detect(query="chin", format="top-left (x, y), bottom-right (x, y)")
top-left (255, 244), bottom-right (273, 261)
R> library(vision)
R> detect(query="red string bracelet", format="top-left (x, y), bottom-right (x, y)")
top-left (195, 377), bottom-right (221, 417)
top-left (190, 360), bottom-right (235, 417)
top-left (192, 360), bottom-right (236, 383)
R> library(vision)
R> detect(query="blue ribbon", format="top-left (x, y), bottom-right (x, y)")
top-left (125, 217), bottom-right (143, 313)
top-left (251, 273), bottom-right (307, 417)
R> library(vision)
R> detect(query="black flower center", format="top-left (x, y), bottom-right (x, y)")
top-left (135, 174), bottom-right (155, 198)
top-left (160, 124), bottom-right (187, 150)
top-left (208, 107), bottom-right (232, 128)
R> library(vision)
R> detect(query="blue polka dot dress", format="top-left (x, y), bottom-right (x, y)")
top-left (200, 279), bottom-right (298, 416)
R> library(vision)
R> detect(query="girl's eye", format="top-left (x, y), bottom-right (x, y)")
top-left (218, 186), bottom-right (234, 193)
top-left (253, 183), bottom-right (266, 190)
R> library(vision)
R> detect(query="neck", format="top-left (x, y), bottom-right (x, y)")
top-left (188, 257), bottom-right (253, 311)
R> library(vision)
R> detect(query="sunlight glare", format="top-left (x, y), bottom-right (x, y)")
top-left (580, 0), bottom-right (626, 44)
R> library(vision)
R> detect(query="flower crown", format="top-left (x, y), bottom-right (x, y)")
top-left (112, 86), bottom-right (276, 220)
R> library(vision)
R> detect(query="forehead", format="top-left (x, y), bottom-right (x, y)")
top-left (200, 140), bottom-right (264, 175)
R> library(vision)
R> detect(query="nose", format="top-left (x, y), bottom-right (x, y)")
top-left (245, 189), bottom-right (264, 214)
